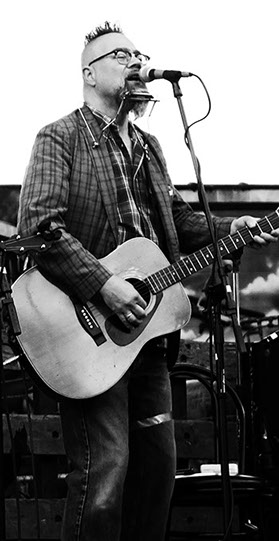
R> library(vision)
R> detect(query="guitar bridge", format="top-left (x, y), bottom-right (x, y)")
top-left (73, 301), bottom-right (106, 346)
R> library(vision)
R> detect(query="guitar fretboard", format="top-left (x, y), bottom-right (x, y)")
top-left (144, 209), bottom-right (279, 294)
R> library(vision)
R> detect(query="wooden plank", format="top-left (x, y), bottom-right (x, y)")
top-left (177, 183), bottom-right (279, 206)
top-left (3, 414), bottom-right (65, 455)
top-left (170, 505), bottom-right (240, 534)
top-left (5, 499), bottom-right (242, 538)
top-left (5, 498), bottom-right (65, 540)
top-left (177, 341), bottom-right (238, 385)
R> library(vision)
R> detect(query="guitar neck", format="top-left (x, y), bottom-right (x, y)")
top-left (145, 208), bottom-right (279, 294)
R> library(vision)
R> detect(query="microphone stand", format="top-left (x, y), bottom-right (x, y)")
top-left (168, 75), bottom-right (247, 539)
top-left (232, 257), bottom-right (242, 388)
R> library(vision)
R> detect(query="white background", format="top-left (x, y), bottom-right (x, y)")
top-left (1, 0), bottom-right (279, 186)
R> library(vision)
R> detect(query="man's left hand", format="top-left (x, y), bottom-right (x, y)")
top-left (230, 216), bottom-right (279, 247)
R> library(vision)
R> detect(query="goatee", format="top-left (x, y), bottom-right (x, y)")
top-left (118, 81), bottom-right (151, 119)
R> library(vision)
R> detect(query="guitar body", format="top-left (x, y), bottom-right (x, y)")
top-left (12, 238), bottom-right (191, 399)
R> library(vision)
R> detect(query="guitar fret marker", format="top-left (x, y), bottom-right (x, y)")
top-left (188, 258), bottom-right (197, 272)
top-left (172, 269), bottom-right (181, 281)
top-left (200, 250), bottom-right (209, 264)
top-left (181, 260), bottom-right (191, 275)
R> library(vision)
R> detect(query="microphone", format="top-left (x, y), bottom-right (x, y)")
top-left (139, 66), bottom-right (193, 83)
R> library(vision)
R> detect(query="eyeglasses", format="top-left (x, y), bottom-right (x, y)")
top-left (88, 48), bottom-right (150, 67)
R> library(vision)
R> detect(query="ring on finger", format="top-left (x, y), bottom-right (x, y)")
top-left (126, 311), bottom-right (133, 321)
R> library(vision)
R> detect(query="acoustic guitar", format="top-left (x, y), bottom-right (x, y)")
top-left (12, 209), bottom-right (279, 399)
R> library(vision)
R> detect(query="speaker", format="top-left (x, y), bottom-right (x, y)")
top-left (250, 330), bottom-right (279, 478)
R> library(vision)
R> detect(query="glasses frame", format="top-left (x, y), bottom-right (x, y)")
top-left (87, 47), bottom-right (150, 67)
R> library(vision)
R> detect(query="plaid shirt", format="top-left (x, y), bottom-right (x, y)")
top-left (91, 109), bottom-right (159, 245)
top-left (17, 104), bottom-right (233, 303)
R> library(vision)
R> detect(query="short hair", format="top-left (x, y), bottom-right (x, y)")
top-left (84, 21), bottom-right (123, 46)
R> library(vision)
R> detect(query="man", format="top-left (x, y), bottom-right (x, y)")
top-left (17, 21), bottom-right (279, 541)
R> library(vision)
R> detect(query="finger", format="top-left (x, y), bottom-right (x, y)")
top-left (252, 235), bottom-right (267, 246)
top-left (127, 313), bottom-right (143, 327)
top-left (132, 304), bottom-right (146, 319)
top-left (135, 293), bottom-right (147, 309)
top-left (254, 232), bottom-right (278, 245)
top-left (118, 313), bottom-right (132, 329)
top-left (263, 232), bottom-right (279, 242)
top-left (125, 308), bottom-right (146, 328)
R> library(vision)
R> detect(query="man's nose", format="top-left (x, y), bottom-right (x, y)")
top-left (127, 54), bottom-right (142, 67)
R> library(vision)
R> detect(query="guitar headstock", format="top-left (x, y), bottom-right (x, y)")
top-left (0, 233), bottom-right (53, 255)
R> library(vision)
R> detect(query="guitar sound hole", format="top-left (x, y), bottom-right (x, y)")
top-left (127, 278), bottom-right (151, 305)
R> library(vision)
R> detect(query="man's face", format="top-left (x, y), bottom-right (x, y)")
top-left (84, 32), bottom-right (148, 106)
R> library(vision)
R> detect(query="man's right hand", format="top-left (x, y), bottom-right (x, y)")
top-left (100, 275), bottom-right (147, 328)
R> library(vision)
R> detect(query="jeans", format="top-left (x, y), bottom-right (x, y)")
top-left (59, 342), bottom-right (176, 540)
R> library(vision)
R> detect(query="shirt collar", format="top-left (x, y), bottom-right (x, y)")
top-left (84, 103), bottom-right (148, 155)
top-left (85, 104), bottom-right (116, 128)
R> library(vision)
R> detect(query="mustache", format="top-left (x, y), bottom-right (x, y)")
top-left (120, 80), bottom-right (154, 102)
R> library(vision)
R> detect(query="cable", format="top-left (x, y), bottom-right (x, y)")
top-left (184, 73), bottom-right (212, 138)
top-left (182, 73), bottom-right (212, 180)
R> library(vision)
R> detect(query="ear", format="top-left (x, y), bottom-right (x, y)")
top-left (82, 66), bottom-right (96, 87)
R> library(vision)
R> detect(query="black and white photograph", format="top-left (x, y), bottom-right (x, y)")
top-left (1, 1), bottom-right (279, 540)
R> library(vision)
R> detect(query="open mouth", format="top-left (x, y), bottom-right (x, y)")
top-left (127, 73), bottom-right (141, 81)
